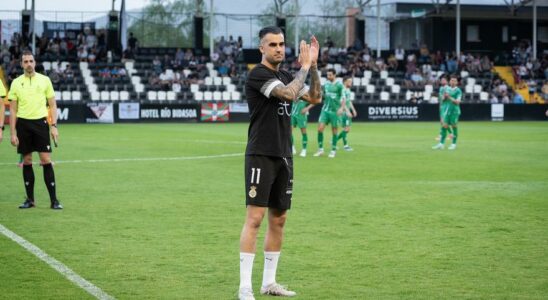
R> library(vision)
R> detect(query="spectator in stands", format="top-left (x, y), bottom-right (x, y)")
top-left (375, 57), bottom-right (386, 71)
top-left (489, 93), bottom-right (499, 103)
top-left (152, 56), bottom-right (162, 74)
top-left (159, 69), bottom-right (174, 90)
top-left (149, 73), bottom-right (161, 90)
top-left (394, 45), bottom-right (405, 67)
top-left (387, 54), bottom-right (398, 71)
top-left (128, 32), bottom-right (138, 52)
top-left (513, 92), bottom-right (525, 104)
top-left (175, 48), bottom-right (184, 65)
top-left (500, 90), bottom-right (510, 103)
top-left (118, 67), bottom-right (127, 77)
top-left (77, 46), bottom-right (88, 62)
top-left (84, 27), bottom-right (97, 50)
top-left (418, 44), bottom-right (430, 64)
top-left (99, 67), bottom-right (111, 78)
top-left (88, 48), bottom-right (97, 63)
top-left (410, 69), bottom-right (424, 89)
top-left (110, 67), bottom-right (120, 78)
top-left (542, 80), bottom-right (548, 101)
top-left (446, 53), bottom-right (458, 74)
top-left (480, 55), bottom-right (492, 73)
top-left (64, 63), bottom-right (74, 79)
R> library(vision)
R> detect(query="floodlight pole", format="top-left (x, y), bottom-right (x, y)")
top-left (295, 0), bottom-right (299, 57)
top-left (376, 0), bottom-right (380, 58)
top-left (456, 0), bottom-right (460, 61)
top-left (210, 0), bottom-right (214, 58)
top-left (533, 0), bottom-right (537, 59)
top-left (31, 0), bottom-right (35, 55)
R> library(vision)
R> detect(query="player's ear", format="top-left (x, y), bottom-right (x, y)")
top-left (259, 44), bottom-right (265, 55)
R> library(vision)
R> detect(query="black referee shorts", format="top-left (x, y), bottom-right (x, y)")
top-left (16, 118), bottom-right (52, 155)
top-left (245, 155), bottom-right (293, 210)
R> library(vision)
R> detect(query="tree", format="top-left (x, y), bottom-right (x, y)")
top-left (128, 0), bottom-right (209, 48)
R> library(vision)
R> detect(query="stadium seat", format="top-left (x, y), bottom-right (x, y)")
top-left (232, 91), bottom-right (241, 101)
top-left (320, 77), bottom-right (327, 85)
top-left (352, 77), bottom-right (361, 86)
top-left (101, 91), bottom-right (110, 101)
top-left (222, 77), bottom-right (231, 85)
top-left (125, 61), bottom-right (134, 70)
top-left (465, 85), bottom-right (474, 94)
top-left (190, 84), bottom-right (200, 93)
top-left (213, 91), bottom-right (222, 101)
top-left (204, 77), bottom-right (213, 85)
top-left (72, 91), bottom-right (82, 101)
top-left (424, 92), bottom-right (432, 101)
top-left (380, 70), bottom-right (388, 79)
top-left (349, 91), bottom-right (355, 101)
top-left (183, 69), bottom-right (191, 77)
top-left (479, 92), bottom-right (489, 102)
top-left (206, 62), bottom-right (214, 71)
top-left (110, 91), bottom-right (120, 101)
top-left (214, 77), bottom-right (222, 86)
top-left (473, 84), bottom-right (482, 94)
top-left (210, 70), bottom-right (218, 77)
top-left (361, 78), bottom-right (369, 86)
top-left (405, 90), bottom-right (413, 101)
top-left (204, 91), bottom-right (213, 101)
top-left (226, 84), bottom-right (236, 92)
top-left (62, 91), bottom-right (71, 101)
top-left (222, 91), bottom-right (231, 101)
top-left (386, 77), bottom-right (395, 86)
top-left (167, 91), bottom-right (176, 101)
top-left (131, 76), bottom-right (141, 85)
top-left (79, 61), bottom-right (89, 69)
top-left (194, 91), bottom-right (204, 101)
top-left (363, 70), bottom-right (372, 79)
top-left (391, 84), bottom-right (401, 94)
top-left (91, 91), bottom-right (100, 101)
top-left (380, 91), bottom-right (390, 101)
top-left (135, 84), bottom-right (145, 93)
top-left (460, 70), bottom-right (469, 78)
top-left (466, 77), bottom-right (476, 86)
top-left (43, 61), bottom-right (51, 71)
top-left (424, 84), bottom-right (433, 94)
top-left (157, 91), bottom-right (167, 101)
top-left (366, 84), bottom-right (375, 94)
top-left (147, 91), bottom-right (157, 101)
top-left (120, 91), bottom-right (130, 101)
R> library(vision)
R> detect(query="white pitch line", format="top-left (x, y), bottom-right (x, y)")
top-left (0, 224), bottom-right (115, 300)
top-left (0, 153), bottom-right (243, 166)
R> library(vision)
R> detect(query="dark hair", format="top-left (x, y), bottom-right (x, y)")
top-left (326, 68), bottom-right (336, 75)
top-left (20, 50), bottom-right (34, 60)
top-left (449, 74), bottom-right (459, 80)
top-left (259, 26), bottom-right (283, 40)
top-left (343, 76), bottom-right (352, 82)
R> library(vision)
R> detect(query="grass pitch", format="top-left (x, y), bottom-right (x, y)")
top-left (0, 122), bottom-right (547, 299)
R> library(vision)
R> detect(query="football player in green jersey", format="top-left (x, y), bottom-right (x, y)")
top-left (435, 76), bottom-right (453, 143)
top-left (433, 74), bottom-right (461, 150)
top-left (291, 98), bottom-right (314, 157)
top-left (337, 77), bottom-right (357, 151)
top-left (314, 69), bottom-right (345, 158)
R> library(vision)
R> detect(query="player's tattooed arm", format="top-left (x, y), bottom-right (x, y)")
top-left (306, 65), bottom-right (322, 104)
top-left (271, 67), bottom-right (309, 102)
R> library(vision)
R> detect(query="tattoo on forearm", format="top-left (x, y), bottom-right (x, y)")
top-left (272, 67), bottom-right (309, 101)
top-left (309, 66), bottom-right (321, 99)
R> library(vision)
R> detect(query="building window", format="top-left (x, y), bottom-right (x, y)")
top-left (502, 26), bottom-right (508, 43)
top-left (466, 25), bottom-right (480, 42)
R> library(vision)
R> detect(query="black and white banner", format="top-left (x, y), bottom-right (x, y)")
top-left (86, 103), bottom-right (114, 123)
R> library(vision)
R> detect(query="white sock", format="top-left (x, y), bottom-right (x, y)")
top-left (262, 251), bottom-right (280, 288)
top-left (240, 252), bottom-right (255, 289)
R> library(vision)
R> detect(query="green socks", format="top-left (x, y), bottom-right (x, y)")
top-left (302, 133), bottom-right (308, 150)
top-left (318, 132), bottom-right (324, 149)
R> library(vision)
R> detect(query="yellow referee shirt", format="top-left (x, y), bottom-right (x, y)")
top-left (0, 81), bottom-right (6, 97)
top-left (8, 73), bottom-right (55, 120)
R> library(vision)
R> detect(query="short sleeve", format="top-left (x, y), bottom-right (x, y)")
top-left (8, 80), bottom-right (18, 101)
top-left (45, 78), bottom-right (55, 99)
top-left (455, 88), bottom-right (462, 101)
top-left (247, 66), bottom-right (283, 99)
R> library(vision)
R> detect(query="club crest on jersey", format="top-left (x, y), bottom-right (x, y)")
top-left (248, 186), bottom-right (257, 198)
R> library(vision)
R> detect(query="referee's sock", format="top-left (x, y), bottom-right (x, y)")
top-left (22, 164), bottom-right (35, 201)
top-left (42, 163), bottom-right (58, 202)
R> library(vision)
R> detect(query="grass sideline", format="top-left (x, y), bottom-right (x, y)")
top-left (0, 122), bottom-right (547, 299)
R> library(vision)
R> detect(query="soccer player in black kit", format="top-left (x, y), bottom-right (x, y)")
top-left (238, 26), bottom-right (321, 300)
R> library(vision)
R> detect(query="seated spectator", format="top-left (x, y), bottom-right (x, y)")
top-left (77, 46), bottom-right (88, 62)
top-left (99, 67), bottom-right (111, 78)
top-left (500, 90), bottom-right (510, 103)
top-left (149, 74), bottom-right (161, 90)
top-left (159, 69), bottom-right (174, 90)
top-left (88, 48), bottom-right (97, 63)
top-left (513, 92), bottom-right (525, 104)
top-left (542, 80), bottom-right (548, 101)
top-left (64, 63), bottom-right (74, 79)
top-left (152, 56), bottom-right (162, 74)
top-left (489, 93), bottom-right (499, 103)
top-left (387, 55), bottom-right (398, 71)
top-left (110, 67), bottom-right (120, 78)
top-left (118, 67), bottom-right (127, 77)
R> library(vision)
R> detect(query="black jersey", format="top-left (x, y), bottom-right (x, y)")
top-left (245, 64), bottom-right (308, 157)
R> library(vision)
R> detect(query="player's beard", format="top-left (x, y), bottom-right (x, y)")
top-left (267, 53), bottom-right (284, 66)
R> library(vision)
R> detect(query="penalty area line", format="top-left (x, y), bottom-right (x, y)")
top-left (0, 224), bottom-right (115, 300)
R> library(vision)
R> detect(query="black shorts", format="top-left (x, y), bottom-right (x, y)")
top-left (16, 118), bottom-right (51, 155)
top-left (245, 155), bottom-right (293, 210)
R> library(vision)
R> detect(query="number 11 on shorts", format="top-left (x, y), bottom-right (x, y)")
top-left (250, 168), bottom-right (261, 184)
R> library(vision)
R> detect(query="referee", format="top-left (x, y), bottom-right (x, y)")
top-left (9, 50), bottom-right (63, 209)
